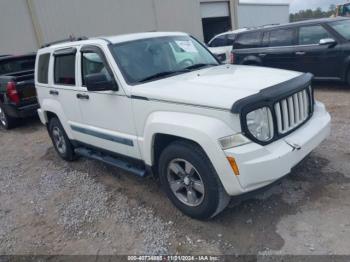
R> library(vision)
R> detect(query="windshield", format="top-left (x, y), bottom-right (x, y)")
top-left (111, 35), bottom-right (219, 84)
top-left (329, 20), bottom-right (350, 40)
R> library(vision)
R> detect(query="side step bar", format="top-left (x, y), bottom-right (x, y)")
top-left (74, 147), bottom-right (147, 177)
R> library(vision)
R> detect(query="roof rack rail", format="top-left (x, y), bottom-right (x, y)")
top-left (41, 36), bottom-right (88, 48)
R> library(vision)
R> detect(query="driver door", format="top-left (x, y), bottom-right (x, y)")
top-left (75, 45), bottom-right (140, 159)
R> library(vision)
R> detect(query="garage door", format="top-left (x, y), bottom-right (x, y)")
top-left (200, 2), bottom-right (231, 43)
top-left (200, 2), bottom-right (230, 18)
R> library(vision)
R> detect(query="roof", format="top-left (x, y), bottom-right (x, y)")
top-left (41, 32), bottom-right (189, 50)
top-left (238, 17), bottom-right (349, 34)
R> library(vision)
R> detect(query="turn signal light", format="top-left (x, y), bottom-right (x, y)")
top-left (227, 157), bottom-right (240, 176)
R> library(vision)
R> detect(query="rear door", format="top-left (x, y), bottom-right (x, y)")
top-left (261, 28), bottom-right (298, 71)
top-left (295, 24), bottom-right (343, 78)
top-left (51, 48), bottom-right (84, 138)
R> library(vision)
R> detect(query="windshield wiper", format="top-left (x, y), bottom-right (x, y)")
top-left (184, 63), bottom-right (218, 71)
top-left (137, 69), bottom-right (189, 83)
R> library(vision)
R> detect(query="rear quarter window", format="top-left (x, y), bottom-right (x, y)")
top-left (37, 53), bottom-right (50, 84)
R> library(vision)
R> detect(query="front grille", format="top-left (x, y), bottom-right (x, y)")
top-left (274, 88), bottom-right (311, 134)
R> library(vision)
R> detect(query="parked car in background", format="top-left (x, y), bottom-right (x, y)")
top-left (207, 29), bottom-right (247, 63)
top-left (35, 32), bottom-right (330, 219)
top-left (0, 54), bottom-right (38, 129)
top-left (231, 17), bottom-right (350, 85)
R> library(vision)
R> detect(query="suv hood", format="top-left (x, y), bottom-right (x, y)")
top-left (131, 65), bottom-right (302, 111)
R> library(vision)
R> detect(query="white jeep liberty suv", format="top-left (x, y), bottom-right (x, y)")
top-left (35, 32), bottom-right (331, 219)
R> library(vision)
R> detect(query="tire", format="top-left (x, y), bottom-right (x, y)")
top-left (158, 140), bottom-right (230, 220)
top-left (0, 104), bottom-right (17, 130)
top-left (48, 117), bottom-right (76, 161)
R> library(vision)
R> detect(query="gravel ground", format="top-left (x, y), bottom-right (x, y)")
top-left (0, 83), bottom-right (349, 256)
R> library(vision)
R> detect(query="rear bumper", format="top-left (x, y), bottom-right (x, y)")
top-left (3, 103), bottom-right (39, 118)
top-left (222, 101), bottom-right (330, 195)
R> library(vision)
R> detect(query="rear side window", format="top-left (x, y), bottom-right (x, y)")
top-left (268, 29), bottom-right (295, 47)
top-left (54, 54), bottom-right (76, 85)
top-left (209, 35), bottom-right (227, 47)
top-left (37, 53), bottom-right (50, 84)
top-left (234, 32), bottom-right (262, 49)
top-left (299, 25), bottom-right (331, 45)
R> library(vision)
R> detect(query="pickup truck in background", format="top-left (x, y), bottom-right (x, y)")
top-left (0, 54), bottom-right (38, 129)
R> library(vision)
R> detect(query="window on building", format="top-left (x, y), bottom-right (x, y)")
top-left (268, 29), bottom-right (295, 47)
top-left (54, 54), bottom-right (76, 85)
top-left (37, 53), bottom-right (50, 84)
top-left (299, 25), bottom-right (331, 45)
top-left (234, 32), bottom-right (262, 49)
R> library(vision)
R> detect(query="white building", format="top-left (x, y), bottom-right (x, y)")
top-left (0, 0), bottom-right (290, 54)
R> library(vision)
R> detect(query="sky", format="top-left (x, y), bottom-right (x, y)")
top-left (239, 0), bottom-right (346, 13)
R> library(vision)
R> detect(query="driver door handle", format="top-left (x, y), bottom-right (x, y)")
top-left (76, 93), bottom-right (89, 100)
top-left (259, 53), bottom-right (267, 57)
top-left (296, 51), bottom-right (306, 55)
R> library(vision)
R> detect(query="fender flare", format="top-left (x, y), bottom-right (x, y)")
top-left (40, 99), bottom-right (74, 139)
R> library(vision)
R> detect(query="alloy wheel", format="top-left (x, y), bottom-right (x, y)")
top-left (167, 158), bottom-right (205, 207)
top-left (52, 126), bottom-right (67, 155)
top-left (0, 107), bottom-right (7, 127)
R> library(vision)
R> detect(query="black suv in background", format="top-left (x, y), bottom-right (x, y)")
top-left (231, 17), bottom-right (350, 85)
top-left (0, 54), bottom-right (37, 129)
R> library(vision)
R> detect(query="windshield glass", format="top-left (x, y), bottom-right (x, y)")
top-left (111, 35), bottom-right (219, 84)
top-left (329, 20), bottom-right (350, 40)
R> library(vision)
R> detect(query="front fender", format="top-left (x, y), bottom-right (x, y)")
top-left (142, 111), bottom-right (243, 195)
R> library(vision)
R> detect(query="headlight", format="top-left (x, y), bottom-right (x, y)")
top-left (246, 107), bottom-right (274, 142)
top-left (219, 134), bottom-right (251, 150)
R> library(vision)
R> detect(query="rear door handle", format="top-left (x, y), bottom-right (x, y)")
top-left (76, 93), bottom-right (89, 100)
top-left (49, 90), bottom-right (59, 96)
top-left (259, 53), bottom-right (267, 57)
top-left (296, 51), bottom-right (306, 55)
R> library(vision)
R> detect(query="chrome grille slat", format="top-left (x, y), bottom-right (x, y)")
top-left (274, 88), bottom-right (312, 135)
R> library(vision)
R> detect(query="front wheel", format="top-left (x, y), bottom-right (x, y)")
top-left (158, 140), bottom-right (230, 220)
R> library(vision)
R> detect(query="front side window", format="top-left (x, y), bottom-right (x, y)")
top-left (234, 32), bottom-right (262, 49)
top-left (111, 36), bottom-right (218, 85)
top-left (37, 53), bottom-right (50, 84)
top-left (54, 54), bottom-right (76, 85)
top-left (299, 25), bottom-right (331, 45)
top-left (269, 29), bottom-right (295, 47)
top-left (81, 52), bottom-right (112, 86)
top-left (329, 19), bottom-right (350, 40)
top-left (209, 35), bottom-right (227, 47)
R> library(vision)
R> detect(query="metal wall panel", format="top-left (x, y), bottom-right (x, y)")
top-left (0, 0), bottom-right (38, 54)
top-left (238, 4), bottom-right (289, 28)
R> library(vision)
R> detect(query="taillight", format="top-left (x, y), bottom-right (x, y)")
top-left (230, 53), bottom-right (235, 64)
top-left (6, 81), bottom-right (20, 104)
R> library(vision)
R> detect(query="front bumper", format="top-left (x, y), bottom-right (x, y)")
top-left (222, 101), bottom-right (330, 195)
top-left (3, 103), bottom-right (39, 118)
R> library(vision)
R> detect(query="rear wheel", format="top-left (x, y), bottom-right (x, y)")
top-left (48, 117), bottom-right (76, 161)
top-left (158, 140), bottom-right (230, 220)
top-left (347, 69), bottom-right (350, 86)
top-left (0, 104), bottom-right (17, 130)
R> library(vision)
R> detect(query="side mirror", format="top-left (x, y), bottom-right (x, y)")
top-left (85, 73), bottom-right (118, 92)
top-left (319, 38), bottom-right (337, 47)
